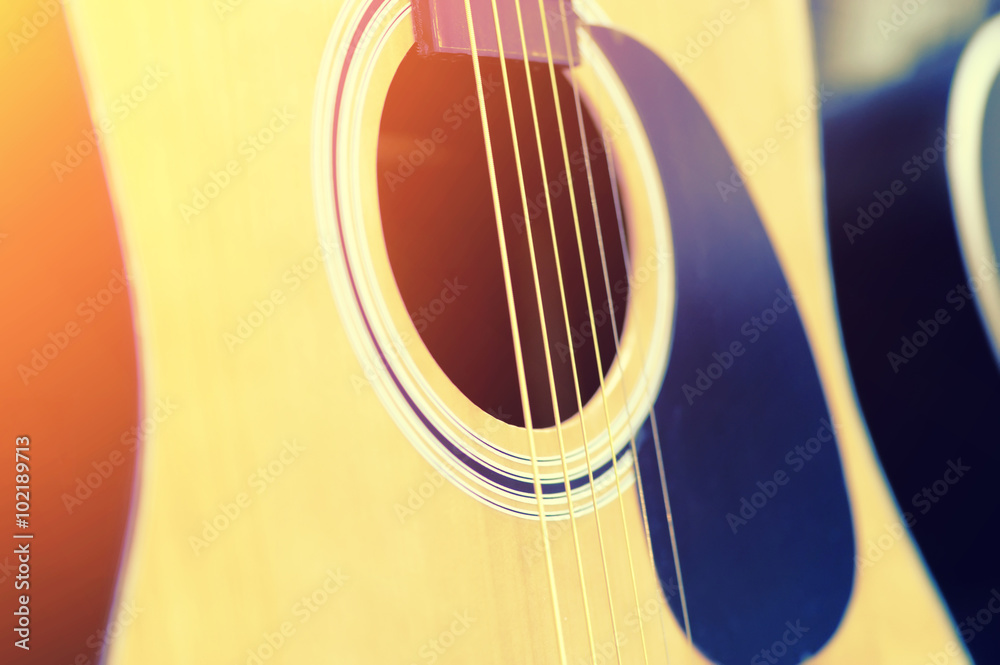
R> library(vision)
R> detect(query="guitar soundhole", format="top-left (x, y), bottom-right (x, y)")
top-left (378, 48), bottom-right (629, 428)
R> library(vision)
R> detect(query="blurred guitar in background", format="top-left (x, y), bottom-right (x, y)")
top-left (815, 1), bottom-right (1000, 661)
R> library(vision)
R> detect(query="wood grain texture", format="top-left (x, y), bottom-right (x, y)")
top-left (64, 0), bottom-right (968, 662)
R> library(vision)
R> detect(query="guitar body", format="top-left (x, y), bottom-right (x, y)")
top-left (64, 0), bottom-right (969, 662)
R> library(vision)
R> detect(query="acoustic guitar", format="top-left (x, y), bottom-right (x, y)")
top-left (62, 0), bottom-right (970, 662)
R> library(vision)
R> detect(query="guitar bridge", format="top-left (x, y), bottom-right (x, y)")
top-left (411, 0), bottom-right (579, 65)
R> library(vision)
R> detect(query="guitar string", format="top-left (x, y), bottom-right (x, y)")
top-left (481, 1), bottom-right (601, 662)
top-left (602, 132), bottom-right (693, 641)
top-left (530, 1), bottom-right (651, 663)
top-left (509, 0), bottom-right (626, 662)
top-left (554, 5), bottom-right (693, 645)
top-left (459, 2), bottom-right (569, 662)
top-left (550, 2), bottom-right (666, 659)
